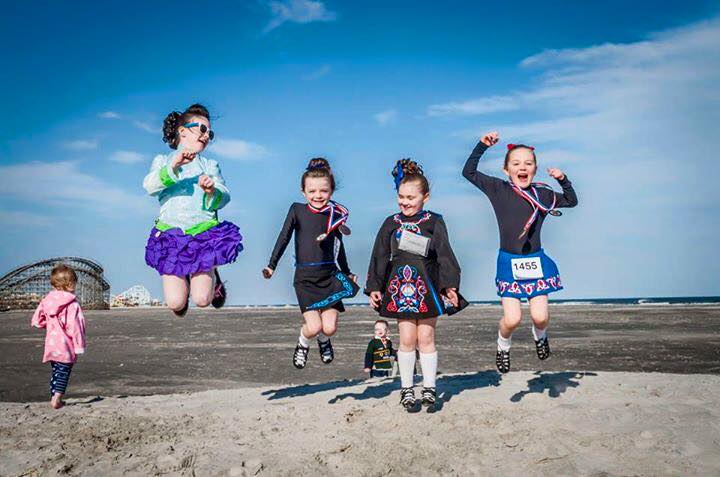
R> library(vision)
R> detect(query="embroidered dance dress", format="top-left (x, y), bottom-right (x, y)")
top-left (268, 202), bottom-right (359, 313)
top-left (365, 210), bottom-right (468, 319)
top-left (462, 141), bottom-right (578, 299)
top-left (143, 148), bottom-right (243, 277)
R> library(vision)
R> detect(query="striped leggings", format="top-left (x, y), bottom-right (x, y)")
top-left (50, 361), bottom-right (73, 396)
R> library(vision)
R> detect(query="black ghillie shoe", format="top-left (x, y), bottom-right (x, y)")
top-left (421, 387), bottom-right (438, 413)
top-left (172, 300), bottom-right (189, 317)
top-left (211, 270), bottom-right (227, 309)
top-left (293, 343), bottom-right (310, 369)
top-left (496, 349), bottom-right (511, 374)
top-left (535, 336), bottom-right (551, 360)
top-left (400, 387), bottom-right (421, 413)
top-left (318, 339), bottom-right (334, 364)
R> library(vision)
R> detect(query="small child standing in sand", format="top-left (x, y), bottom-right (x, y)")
top-left (462, 132), bottom-right (578, 373)
top-left (31, 265), bottom-right (87, 409)
top-left (363, 320), bottom-right (396, 378)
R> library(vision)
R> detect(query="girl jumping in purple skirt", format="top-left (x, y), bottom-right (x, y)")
top-left (143, 104), bottom-right (243, 316)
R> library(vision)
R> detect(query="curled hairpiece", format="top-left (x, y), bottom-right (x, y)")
top-left (507, 143), bottom-right (535, 151)
top-left (301, 157), bottom-right (335, 191)
top-left (392, 158), bottom-right (424, 191)
top-left (162, 111), bottom-right (183, 146)
top-left (306, 158), bottom-right (330, 171)
top-left (162, 104), bottom-right (211, 149)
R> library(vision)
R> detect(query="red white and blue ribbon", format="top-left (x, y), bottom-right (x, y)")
top-left (508, 182), bottom-right (560, 239)
top-left (308, 201), bottom-right (350, 241)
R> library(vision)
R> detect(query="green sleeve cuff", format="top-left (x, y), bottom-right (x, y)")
top-left (203, 190), bottom-right (222, 211)
top-left (159, 165), bottom-right (177, 187)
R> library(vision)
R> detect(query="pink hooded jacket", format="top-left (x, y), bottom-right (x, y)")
top-left (31, 290), bottom-right (87, 364)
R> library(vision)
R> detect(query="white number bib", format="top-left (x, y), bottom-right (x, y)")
top-left (511, 257), bottom-right (543, 280)
top-left (398, 230), bottom-right (430, 257)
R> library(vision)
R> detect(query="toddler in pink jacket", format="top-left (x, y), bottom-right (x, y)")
top-left (31, 264), bottom-right (87, 409)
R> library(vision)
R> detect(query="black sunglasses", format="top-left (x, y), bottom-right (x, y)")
top-left (183, 122), bottom-right (215, 140)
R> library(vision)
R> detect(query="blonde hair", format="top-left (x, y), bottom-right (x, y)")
top-left (50, 264), bottom-right (77, 292)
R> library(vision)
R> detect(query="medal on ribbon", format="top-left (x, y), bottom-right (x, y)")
top-left (308, 201), bottom-right (351, 241)
top-left (509, 182), bottom-right (562, 238)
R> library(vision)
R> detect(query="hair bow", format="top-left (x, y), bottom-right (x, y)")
top-left (392, 160), bottom-right (405, 190)
top-left (507, 144), bottom-right (535, 151)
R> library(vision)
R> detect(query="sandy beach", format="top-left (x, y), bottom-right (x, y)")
top-left (1, 305), bottom-right (720, 475)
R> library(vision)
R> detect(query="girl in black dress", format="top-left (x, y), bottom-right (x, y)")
top-left (263, 158), bottom-right (359, 369)
top-left (365, 159), bottom-right (468, 412)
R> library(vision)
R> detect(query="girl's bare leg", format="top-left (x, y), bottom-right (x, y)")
top-left (162, 275), bottom-right (190, 311)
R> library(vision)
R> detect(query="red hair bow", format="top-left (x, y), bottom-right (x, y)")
top-left (507, 144), bottom-right (535, 151)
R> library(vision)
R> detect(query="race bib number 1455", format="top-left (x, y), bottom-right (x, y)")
top-left (511, 257), bottom-right (543, 280)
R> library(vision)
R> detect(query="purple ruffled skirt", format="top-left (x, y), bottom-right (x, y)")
top-left (145, 221), bottom-right (243, 277)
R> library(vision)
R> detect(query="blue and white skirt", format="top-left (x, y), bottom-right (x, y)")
top-left (495, 249), bottom-right (563, 299)
top-left (293, 265), bottom-right (359, 313)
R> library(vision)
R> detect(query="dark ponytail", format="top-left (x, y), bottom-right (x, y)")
top-left (301, 157), bottom-right (336, 191)
top-left (161, 103), bottom-right (211, 149)
top-left (392, 158), bottom-right (430, 194)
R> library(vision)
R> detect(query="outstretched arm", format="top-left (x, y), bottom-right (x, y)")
top-left (547, 168), bottom-right (578, 208)
top-left (462, 132), bottom-right (504, 195)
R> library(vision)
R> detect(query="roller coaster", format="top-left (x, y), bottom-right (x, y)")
top-left (0, 257), bottom-right (110, 311)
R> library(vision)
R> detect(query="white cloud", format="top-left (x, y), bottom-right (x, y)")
top-left (444, 17), bottom-right (720, 155)
top-left (264, 0), bottom-right (336, 33)
top-left (63, 139), bottom-right (98, 151)
top-left (373, 109), bottom-right (397, 125)
top-left (302, 64), bottom-right (332, 80)
top-left (110, 150), bottom-right (145, 164)
top-left (431, 18), bottom-right (720, 123)
top-left (438, 17), bottom-right (720, 297)
top-left (99, 111), bottom-right (121, 119)
top-left (0, 209), bottom-right (53, 227)
top-left (209, 139), bottom-right (269, 161)
top-left (0, 161), bottom-right (149, 217)
top-left (133, 121), bottom-right (158, 134)
top-left (428, 95), bottom-right (519, 117)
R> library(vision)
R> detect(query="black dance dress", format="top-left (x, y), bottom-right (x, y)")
top-left (268, 202), bottom-right (359, 312)
top-left (365, 210), bottom-right (468, 319)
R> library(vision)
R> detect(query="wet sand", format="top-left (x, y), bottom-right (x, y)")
top-left (1, 304), bottom-right (719, 402)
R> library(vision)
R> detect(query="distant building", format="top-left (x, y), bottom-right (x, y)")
top-left (111, 285), bottom-right (161, 307)
top-left (0, 257), bottom-right (110, 311)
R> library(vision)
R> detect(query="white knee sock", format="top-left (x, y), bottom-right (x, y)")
top-left (396, 350), bottom-right (416, 388)
top-left (532, 325), bottom-right (547, 341)
top-left (497, 331), bottom-right (512, 352)
top-left (298, 330), bottom-right (311, 348)
top-left (419, 351), bottom-right (438, 388)
top-left (316, 332), bottom-right (329, 343)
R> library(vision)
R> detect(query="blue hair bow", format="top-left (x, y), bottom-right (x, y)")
top-left (393, 160), bottom-right (404, 190)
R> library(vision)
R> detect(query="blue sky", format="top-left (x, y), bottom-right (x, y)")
top-left (2, 0), bottom-right (719, 304)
